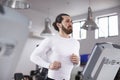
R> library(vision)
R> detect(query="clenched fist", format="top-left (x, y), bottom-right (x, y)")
top-left (49, 61), bottom-right (61, 70)
top-left (70, 54), bottom-right (79, 65)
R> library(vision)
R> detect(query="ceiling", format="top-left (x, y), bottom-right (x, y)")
top-left (28, 0), bottom-right (120, 17)
top-left (6, 0), bottom-right (119, 36)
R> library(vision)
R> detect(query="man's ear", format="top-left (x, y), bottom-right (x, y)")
top-left (57, 23), bottom-right (62, 28)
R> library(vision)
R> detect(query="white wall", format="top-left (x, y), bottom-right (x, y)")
top-left (17, 9), bottom-right (56, 34)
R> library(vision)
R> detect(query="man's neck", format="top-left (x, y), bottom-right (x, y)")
top-left (59, 32), bottom-right (70, 38)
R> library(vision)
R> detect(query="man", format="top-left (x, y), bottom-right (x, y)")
top-left (30, 13), bottom-right (80, 80)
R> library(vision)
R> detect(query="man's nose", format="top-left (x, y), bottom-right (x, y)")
top-left (69, 22), bottom-right (73, 26)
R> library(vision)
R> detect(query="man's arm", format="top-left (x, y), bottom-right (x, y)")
top-left (30, 38), bottom-right (51, 68)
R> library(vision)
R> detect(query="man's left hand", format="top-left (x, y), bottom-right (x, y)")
top-left (70, 53), bottom-right (79, 65)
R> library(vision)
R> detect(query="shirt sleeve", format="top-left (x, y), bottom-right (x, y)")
top-left (30, 38), bottom-right (51, 68)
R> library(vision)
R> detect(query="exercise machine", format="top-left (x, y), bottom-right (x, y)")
top-left (0, 6), bottom-right (29, 80)
top-left (82, 42), bottom-right (120, 80)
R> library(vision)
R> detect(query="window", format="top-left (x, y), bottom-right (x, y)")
top-left (72, 20), bottom-right (86, 40)
top-left (95, 13), bottom-right (118, 39)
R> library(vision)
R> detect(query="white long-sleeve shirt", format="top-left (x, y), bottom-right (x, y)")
top-left (30, 35), bottom-right (80, 80)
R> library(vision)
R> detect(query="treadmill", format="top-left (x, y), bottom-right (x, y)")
top-left (82, 42), bottom-right (120, 80)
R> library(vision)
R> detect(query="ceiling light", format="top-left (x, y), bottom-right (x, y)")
top-left (81, 0), bottom-right (98, 30)
top-left (40, 17), bottom-right (55, 37)
top-left (3, 0), bottom-right (30, 9)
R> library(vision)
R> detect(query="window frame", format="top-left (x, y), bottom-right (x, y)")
top-left (72, 19), bottom-right (86, 40)
top-left (95, 13), bottom-right (118, 38)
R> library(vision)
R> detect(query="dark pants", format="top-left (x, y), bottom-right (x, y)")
top-left (46, 77), bottom-right (54, 80)
top-left (46, 77), bottom-right (66, 80)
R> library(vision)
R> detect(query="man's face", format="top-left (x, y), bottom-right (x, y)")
top-left (61, 16), bottom-right (73, 34)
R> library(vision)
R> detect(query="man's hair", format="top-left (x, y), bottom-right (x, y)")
top-left (52, 13), bottom-right (70, 31)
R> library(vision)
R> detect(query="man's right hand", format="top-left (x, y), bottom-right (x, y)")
top-left (49, 61), bottom-right (61, 70)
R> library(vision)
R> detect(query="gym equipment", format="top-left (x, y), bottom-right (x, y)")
top-left (82, 42), bottom-right (120, 80)
top-left (0, 6), bottom-right (29, 80)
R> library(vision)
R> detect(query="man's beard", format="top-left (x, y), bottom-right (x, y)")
top-left (61, 25), bottom-right (72, 34)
